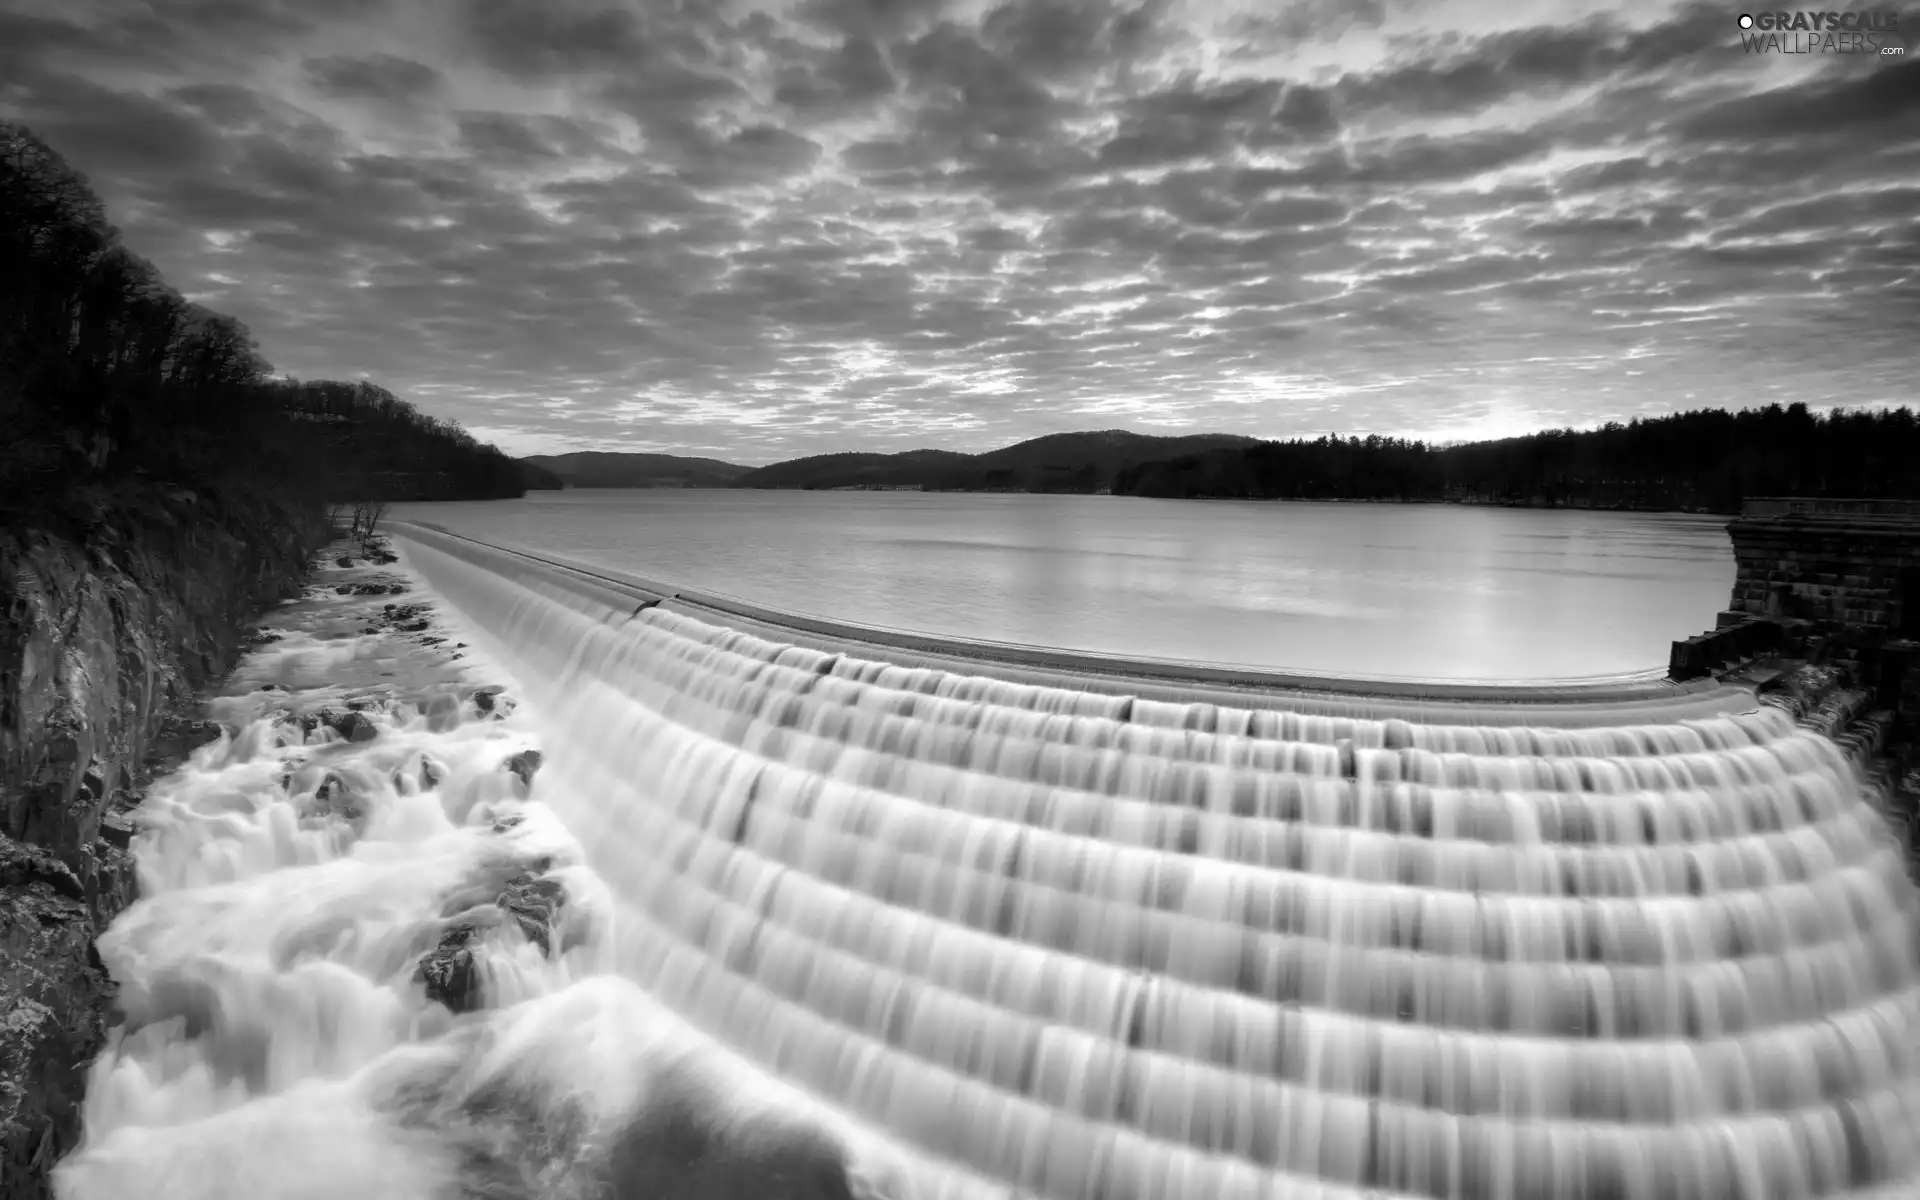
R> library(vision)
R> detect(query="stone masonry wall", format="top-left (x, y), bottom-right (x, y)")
top-left (1719, 510), bottom-right (1920, 868)
top-left (1725, 516), bottom-right (1920, 656)
top-left (0, 485), bottom-right (327, 1199)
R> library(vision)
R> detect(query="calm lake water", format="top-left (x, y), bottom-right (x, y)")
top-left (392, 490), bottom-right (1735, 682)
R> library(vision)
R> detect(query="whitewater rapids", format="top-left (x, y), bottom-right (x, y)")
top-left (53, 528), bottom-right (1920, 1199)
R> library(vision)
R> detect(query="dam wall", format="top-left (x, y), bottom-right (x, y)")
top-left (1724, 499), bottom-right (1920, 721)
top-left (1669, 497), bottom-right (1920, 863)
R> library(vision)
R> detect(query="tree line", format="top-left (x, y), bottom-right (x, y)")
top-left (0, 121), bottom-right (524, 520)
top-left (1112, 404), bottom-right (1920, 512)
top-left (277, 378), bottom-right (531, 500)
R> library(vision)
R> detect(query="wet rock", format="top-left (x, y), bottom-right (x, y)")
top-left (98, 812), bottom-right (136, 851)
top-left (398, 620), bottom-right (430, 633)
top-left (295, 708), bottom-right (379, 744)
top-left (0, 837), bottom-right (87, 903)
top-left (0, 867), bottom-right (119, 1198)
top-left (336, 711), bottom-right (379, 743)
top-left (419, 861), bottom-right (571, 1012)
top-left (472, 686), bottom-right (506, 714)
top-left (417, 927), bottom-right (481, 1014)
top-left (392, 755), bottom-right (446, 794)
top-left (147, 716), bottom-right (224, 767)
top-left (336, 556), bottom-right (355, 568)
top-left (498, 874), bottom-right (565, 954)
top-left (305, 773), bottom-right (369, 834)
top-left (503, 750), bottom-right (543, 788)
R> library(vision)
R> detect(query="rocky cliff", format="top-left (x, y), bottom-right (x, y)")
top-left (0, 484), bottom-right (327, 1198)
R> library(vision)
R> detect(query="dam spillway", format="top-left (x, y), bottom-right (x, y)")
top-left (384, 522), bottom-right (1920, 1198)
top-left (60, 521), bottom-right (1920, 1200)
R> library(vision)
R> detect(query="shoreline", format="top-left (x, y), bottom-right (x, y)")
top-left (541, 485), bottom-right (1736, 517)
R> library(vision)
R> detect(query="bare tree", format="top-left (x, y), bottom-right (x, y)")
top-left (349, 499), bottom-right (388, 552)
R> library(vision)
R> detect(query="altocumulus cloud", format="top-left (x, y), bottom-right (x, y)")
top-left (1, 0), bottom-right (1914, 461)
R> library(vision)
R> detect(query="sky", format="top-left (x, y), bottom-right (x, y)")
top-left (1, 0), bottom-right (1915, 465)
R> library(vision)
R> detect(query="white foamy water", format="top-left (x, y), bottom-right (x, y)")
top-left (56, 529), bottom-right (1920, 1200)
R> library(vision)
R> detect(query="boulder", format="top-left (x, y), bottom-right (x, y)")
top-left (497, 873), bottom-right (566, 955)
top-left (337, 711), bottom-right (379, 743)
top-left (293, 708), bottom-right (379, 745)
top-left (98, 813), bottom-right (135, 851)
top-left (503, 750), bottom-right (542, 787)
top-left (146, 717), bottom-right (223, 767)
top-left (418, 859), bottom-right (570, 1012)
top-left (417, 927), bottom-right (481, 1015)
top-left (305, 773), bottom-right (369, 833)
top-left (391, 755), bottom-right (447, 794)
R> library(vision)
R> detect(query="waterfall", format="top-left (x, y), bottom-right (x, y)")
top-left (56, 525), bottom-right (1920, 1200)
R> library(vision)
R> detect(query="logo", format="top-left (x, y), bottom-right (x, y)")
top-left (1737, 10), bottom-right (1906, 53)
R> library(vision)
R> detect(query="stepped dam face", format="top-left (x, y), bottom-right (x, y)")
top-left (57, 523), bottom-right (1920, 1200)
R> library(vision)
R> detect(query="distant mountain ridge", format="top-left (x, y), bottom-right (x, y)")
top-left (729, 430), bottom-right (1265, 492)
top-left (518, 451), bottom-right (750, 488)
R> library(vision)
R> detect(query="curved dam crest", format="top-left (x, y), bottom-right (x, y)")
top-left (55, 520), bottom-right (1920, 1199)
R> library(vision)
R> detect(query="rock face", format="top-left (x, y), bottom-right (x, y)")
top-left (0, 487), bottom-right (326, 1198)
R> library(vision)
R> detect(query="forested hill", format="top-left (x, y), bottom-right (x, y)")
top-left (277, 379), bottom-right (529, 501)
top-left (519, 451), bottom-right (747, 489)
top-left (1, 120), bottom-right (523, 515)
top-left (732, 431), bottom-right (1262, 491)
top-left (1111, 405), bottom-right (1920, 512)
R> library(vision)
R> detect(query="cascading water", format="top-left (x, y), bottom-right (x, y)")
top-left (54, 526), bottom-right (1920, 1200)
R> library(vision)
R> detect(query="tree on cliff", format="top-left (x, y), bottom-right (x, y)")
top-left (0, 121), bottom-right (529, 511)
top-left (1, 124), bottom-right (285, 498)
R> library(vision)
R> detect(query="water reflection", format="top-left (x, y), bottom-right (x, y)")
top-left (394, 492), bottom-right (1734, 680)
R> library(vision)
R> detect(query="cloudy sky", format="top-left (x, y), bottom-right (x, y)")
top-left (2, 0), bottom-right (1914, 463)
